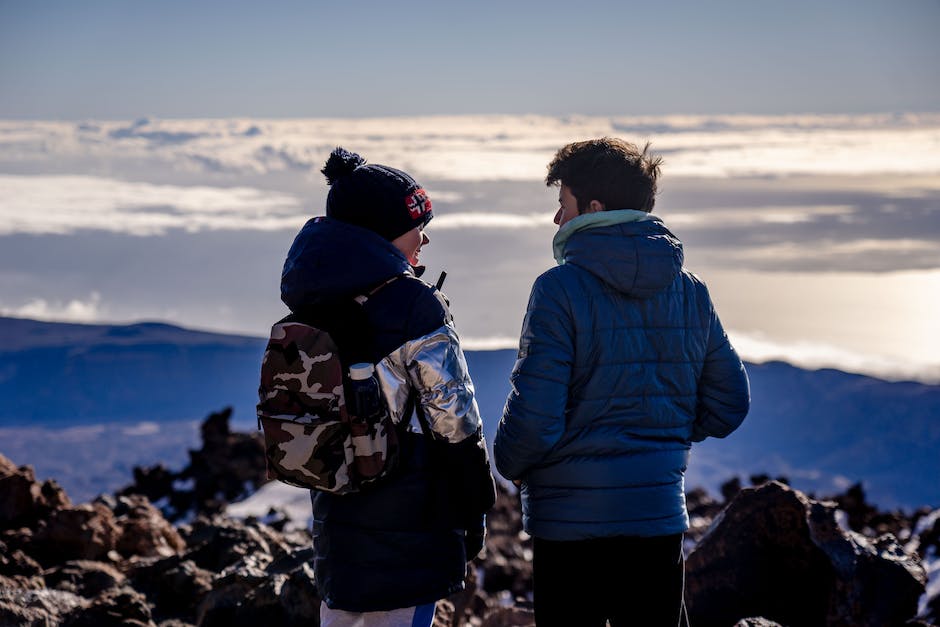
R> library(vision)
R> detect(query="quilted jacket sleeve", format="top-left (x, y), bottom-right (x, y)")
top-left (494, 271), bottom-right (574, 481)
top-left (691, 303), bottom-right (750, 442)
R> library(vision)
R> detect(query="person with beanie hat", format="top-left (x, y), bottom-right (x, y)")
top-left (279, 148), bottom-right (496, 627)
top-left (324, 147), bottom-right (433, 243)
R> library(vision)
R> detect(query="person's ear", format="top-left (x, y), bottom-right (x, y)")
top-left (586, 200), bottom-right (605, 213)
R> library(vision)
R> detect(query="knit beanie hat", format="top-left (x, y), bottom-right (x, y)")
top-left (322, 147), bottom-right (433, 241)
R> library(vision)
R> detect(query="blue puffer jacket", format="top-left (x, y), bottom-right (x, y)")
top-left (494, 210), bottom-right (749, 541)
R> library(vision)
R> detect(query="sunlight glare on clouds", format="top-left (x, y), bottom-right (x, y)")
top-left (706, 269), bottom-right (940, 383)
top-left (666, 205), bottom-right (857, 227)
top-left (724, 238), bottom-right (939, 263)
top-left (432, 212), bottom-right (552, 230)
top-left (729, 330), bottom-right (940, 384)
top-left (396, 148), bottom-right (551, 182)
top-left (655, 126), bottom-right (940, 178)
top-left (0, 175), bottom-right (307, 235)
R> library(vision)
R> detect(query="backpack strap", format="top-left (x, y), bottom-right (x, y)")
top-left (353, 273), bottom-right (405, 306)
top-left (287, 273), bottom-right (406, 367)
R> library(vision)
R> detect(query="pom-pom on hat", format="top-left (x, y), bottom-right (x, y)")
top-left (322, 147), bottom-right (433, 241)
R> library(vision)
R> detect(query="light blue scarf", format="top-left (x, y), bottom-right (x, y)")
top-left (552, 209), bottom-right (655, 264)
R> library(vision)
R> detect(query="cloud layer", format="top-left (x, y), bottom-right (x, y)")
top-left (0, 292), bottom-right (105, 322)
top-left (1, 114), bottom-right (938, 383)
top-left (0, 175), bottom-right (305, 235)
top-left (3, 113), bottom-right (940, 184)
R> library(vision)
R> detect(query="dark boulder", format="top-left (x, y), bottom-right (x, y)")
top-left (182, 515), bottom-right (284, 573)
top-left (0, 588), bottom-right (87, 627)
top-left (686, 481), bottom-right (925, 627)
top-left (687, 486), bottom-right (724, 544)
top-left (195, 550), bottom-right (319, 627)
top-left (123, 464), bottom-right (177, 503)
top-left (479, 483), bottom-right (532, 599)
top-left (61, 586), bottom-right (156, 627)
top-left (118, 408), bottom-right (268, 522)
top-left (44, 560), bottom-right (126, 598)
top-left (113, 495), bottom-right (186, 559)
top-left (187, 408), bottom-right (267, 515)
top-left (32, 503), bottom-right (122, 566)
top-left (128, 555), bottom-right (214, 623)
top-left (0, 540), bottom-right (44, 590)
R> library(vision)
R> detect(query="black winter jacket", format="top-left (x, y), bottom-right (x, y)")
top-left (281, 217), bottom-right (496, 611)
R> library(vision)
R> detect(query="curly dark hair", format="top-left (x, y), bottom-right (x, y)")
top-left (545, 137), bottom-right (663, 213)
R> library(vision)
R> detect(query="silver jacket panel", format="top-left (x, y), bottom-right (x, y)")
top-left (376, 321), bottom-right (482, 444)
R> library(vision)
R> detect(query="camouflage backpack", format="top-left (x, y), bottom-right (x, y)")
top-left (256, 279), bottom-right (400, 494)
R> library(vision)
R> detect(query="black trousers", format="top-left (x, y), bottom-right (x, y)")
top-left (532, 534), bottom-right (686, 627)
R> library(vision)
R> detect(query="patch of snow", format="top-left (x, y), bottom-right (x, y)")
top-left (834, 509), bottom-right (851, 533)
top-left (225, 480), bottom-right (313, 531)
top-left (915, 510), bottom-right (940, 537)
top-left (172, 478), bottom-right (195, 492)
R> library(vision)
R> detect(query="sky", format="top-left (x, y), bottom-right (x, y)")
top-left (0, 1), bottom-right (938, 383)
top-left (1, 0), bottom-right (939, 118)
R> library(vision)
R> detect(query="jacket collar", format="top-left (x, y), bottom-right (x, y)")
top-left (552, 209), bottom-right (654, 265)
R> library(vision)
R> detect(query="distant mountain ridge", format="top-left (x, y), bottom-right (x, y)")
top-left (1, 316), bottom-right (938, 510)
top-left (0, 316), bottom-right (266, 425)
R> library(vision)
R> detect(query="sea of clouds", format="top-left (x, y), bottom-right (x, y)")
top-left (1, 113), bottom-right (938, 382)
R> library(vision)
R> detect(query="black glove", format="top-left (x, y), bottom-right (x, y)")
top-left (439, 431), bottom-right (497, 527)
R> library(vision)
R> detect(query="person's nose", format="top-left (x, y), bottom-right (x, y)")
top-left (421, 231), bottom-right (430, 246)
top-left (554, 208), bottom-right (563, 225)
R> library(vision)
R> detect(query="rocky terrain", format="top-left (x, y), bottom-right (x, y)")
top-left (1, 409), bottom-right (937, 626)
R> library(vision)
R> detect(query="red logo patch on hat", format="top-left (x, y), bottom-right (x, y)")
top-left (405, 188), bottom-right (432, 219)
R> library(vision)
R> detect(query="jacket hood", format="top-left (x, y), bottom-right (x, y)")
top-left (280, 217), bottom-right (412, 311)
top-left (555, 210), bottom-right (684, 298)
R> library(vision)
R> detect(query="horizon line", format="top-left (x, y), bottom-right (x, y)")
top-left (2, 313), bottom-right (937, 386)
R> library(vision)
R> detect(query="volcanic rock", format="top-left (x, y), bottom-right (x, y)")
top-left (44, 559), bottom-right (126, 597)
top-left (113, 495), bottom-right (186, 558)
top-left (686, 481), bottom-right (926, 627)
top-left (118, 408), bottom-right (268, 522)
top-left (0, 454), bottom-right (71, 529)
top-left (0, 541), bottom-right (44, 590)
top-left (187, 408), bottom-right (267, 514)
top-left (128, 555), bottom-right (214, 623)
top-left (194, 551), bottom-right (318, 627)
top-left (5, 412), bottom-right (937, 627)
top-left (32, 502), bottom-right (121, 566)
top-left (182, 515), bottom-right (284, 573)
top-left (479, 483), bottom-right (532, 599)
top-left (0, 588), bottom-right (87, 627)
top-left (61, 586), bottom-right (156, 627)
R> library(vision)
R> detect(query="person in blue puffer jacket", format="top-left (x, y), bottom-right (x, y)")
top-left (281, 148), bottom-right (496, 627)
top-left (494, 138), bottom-right (750, 627)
